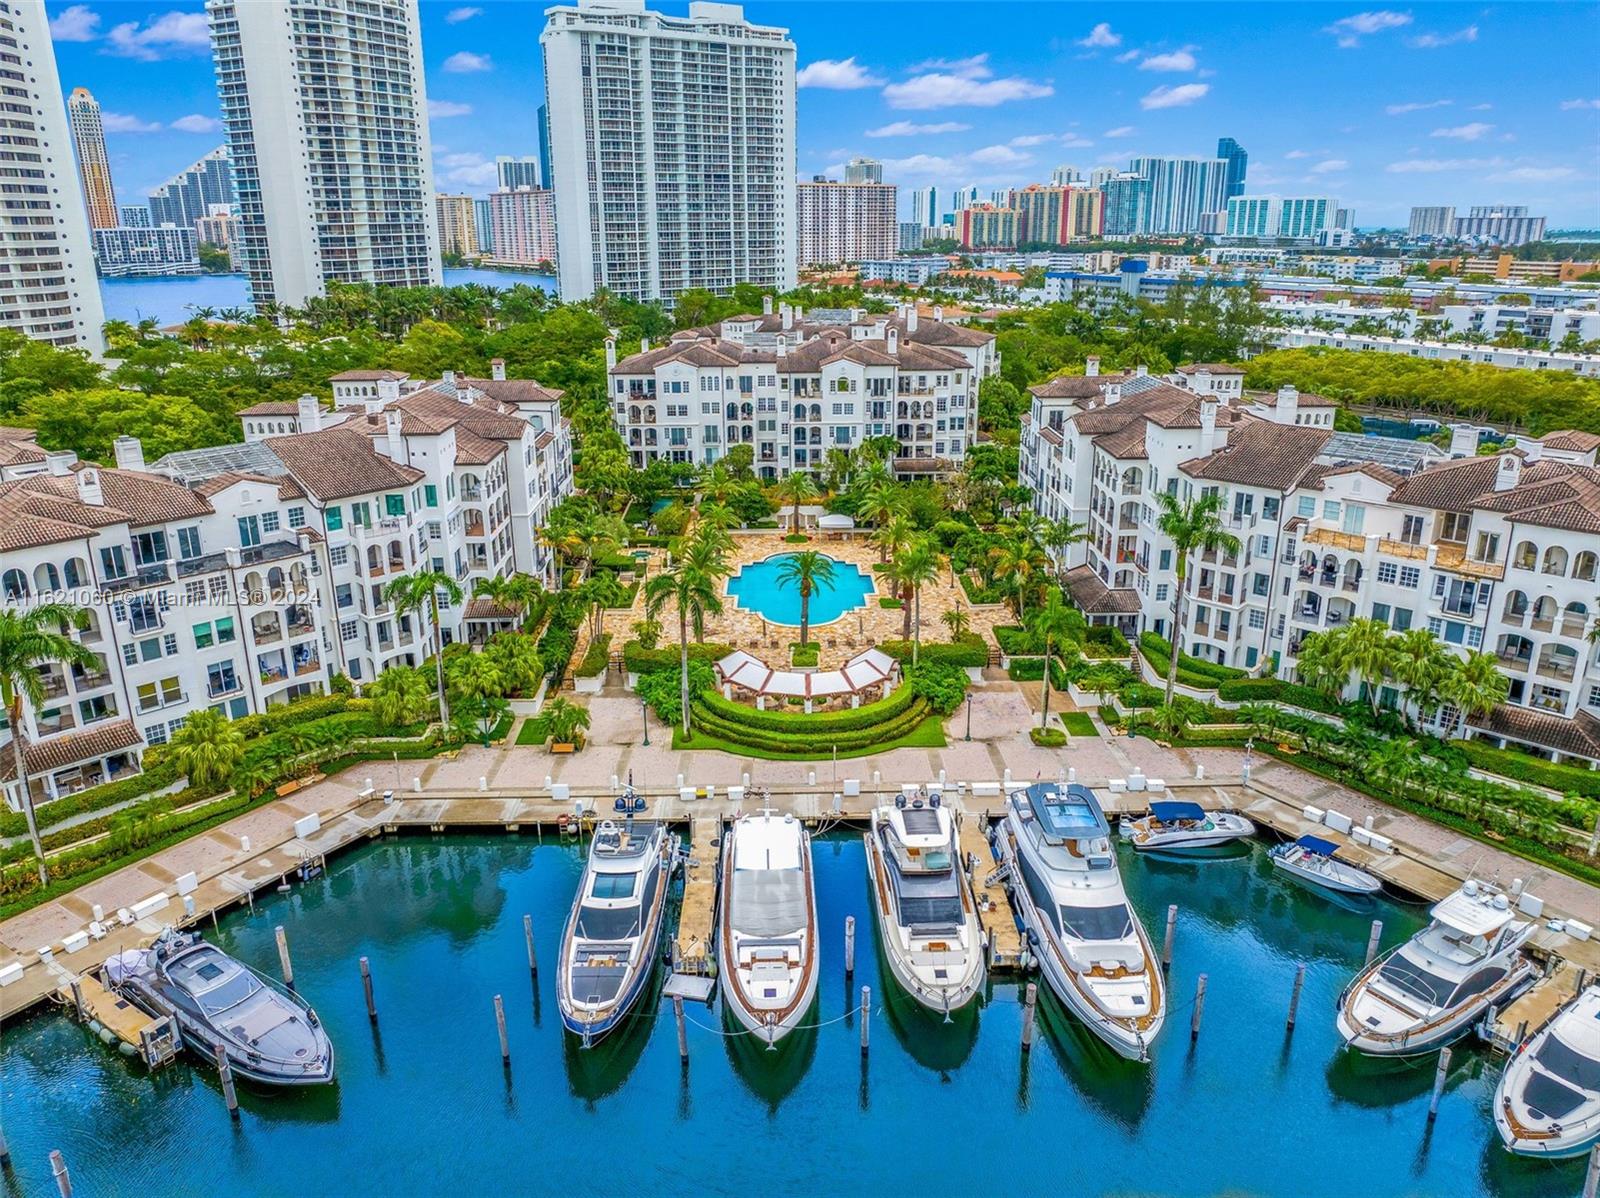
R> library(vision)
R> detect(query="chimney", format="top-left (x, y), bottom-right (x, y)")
top-left (1492, 452), bottom-right (1521, 491)
top-left (1085, 355), bottom-right (1100, 377)
top-left (1103, 382), bottom-right (1121, 405)
top-left (112, 435), bottom-right (145, 472)
top-left (605, 334), bottom-right (617, 371)
top-left (933, 305), bottom-right (943, 322)
top-left (76, 466), bottom-right (103, 506)
top-left (776, 342), bottom-right (787, 358)
top-left (1135, 364), bottom-right (1148, 378)
top-left (780, 303), bottom-right (793, 331)
top-left (364, 397), bottom-right (384, 418)
top-left (1276, 384), bottom-right (1299, 425)
top-left (1200, 399), bottom-right (1219, 454)
top-left (640, 337), bottom-right (649, 354)
top-left (297, 394), bottom-right (322, 433)
top-left (794, 305), bottom-right (804, 322)
top-left (1450, 424), bottom-right (1484, 459)
top-left (383, 409), bottom-right (405, 464)
top-left (491, 358), bottom-right (506, 382)
top-left (762, 295), bottom-right (773, 315)
top-left (46, 450), bottom-right (77, 476)
top-left (442, 369), bottom-right (456, 390)
top-left (887, 327), bottom-right (899, 355)
top-left (377, 376), bottom-right (401, 404)
top-left (907, 307), bottom-right (919, 333)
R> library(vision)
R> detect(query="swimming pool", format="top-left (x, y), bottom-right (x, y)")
top-left (726, 553), bottom-right (876, 627)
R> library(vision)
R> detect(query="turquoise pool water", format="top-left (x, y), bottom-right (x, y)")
top-left (0, 834), bottom-right (1579, 1197)
top-left (726, 553), bottom-right (876, 627)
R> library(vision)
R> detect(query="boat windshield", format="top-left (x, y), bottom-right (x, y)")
top-left (897, 894), bottom-right (962, 929)
top-left (1376, 954), bottom-right (1457, 1008)
top-left (1536, 1034), bottom-right (1600, 1093)
top-left (1058, 903), bottom-right (1133, 942)
top-left (575, 903), bottom-right (641, 941)
top-left (195, 968), bottom-right (261, 1016)
top-left (591, 873), bottom-right (636, 899)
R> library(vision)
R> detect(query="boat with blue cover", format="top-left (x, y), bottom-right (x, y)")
top-left (1124, 799), bottom-right (1256, 852)
top-left (1269, 834), bottom-right (1383, 896)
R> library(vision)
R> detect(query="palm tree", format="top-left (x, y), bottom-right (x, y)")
top-left (483, 633), bottom-right (544, 698)
top-left (874, 514), bottom-right (916, 566)
top-left (643, 535), bottom-right (729, 736)
top-left (988, 536), bottom-right (1049, 622)
top-left (1336, 618), bottom-right (1395, 717)
top-left (447, 653), bottom-right (507, 745)
top-left (1028, 588), bottom-right (1084, 729)
top-left (1041, 517), bottom-right (1088, 572)
top-left (1154, 491), bottom-right (1241, 706)
top-left (1388, 627), bottom-right (1451, 727)
top-left (776, 471), bottom-right (820, 535)
top-left (384, 570), bottom-right (464, 726)
top-left (531, 696), bottom-right (591, 748)
top-left (473, 573), bottom-right (545, 627)
top-left (897, 539), bottom-right (944, 665)
top-left (366, 664), bottom-right (432, 729)
top-left (0, 604), bottom-right (96, 884)
top-left (1440, 649), bottom-right (1510, 739)
top-left (941, 607), bottom-right (971, 640)
top-left (167, 709), bottom-right (245, 791)
top-left (858, 480), bottom-right (906, 555)
top-left (775, 550), bottom-right (837, 648)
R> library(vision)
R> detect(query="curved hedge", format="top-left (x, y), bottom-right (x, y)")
top-left (697, 683), bottom-right (917, 734)
top-left (1138, 632), bottom-right (1246, 690)
top-left (1216, 676), bottom-right (1341, 714)
top-left (687, 695), bottom-right (933, 754)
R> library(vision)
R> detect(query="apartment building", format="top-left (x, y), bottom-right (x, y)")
top-left (1223, 196), bottom-right (1338, 241)
top-left (541, 0), bottom-right (796, 303)
top-left (0, 1), bottom-right (105, 352)
top-left (92, 226), bottom-right (201, 278)
top-left (1268, 326), bottom-right (1600, 377)
top-left (1018, 367), bottom-right (1600, 764)
top-left (609, 300), bottom-right (997, 477)
top-left (1409, 206), bottom-right (1455, 239)
top-left (435, 194), bottom-right (480, 258)
top-left (1008, 185), bottom-right (1104, 246)
top-left (956, 205), bottom-right (1019, 250)
top-left (796, 179), bottom-right (898, 268)
top-left (486, 188), bottom-right (557, 268)
top-left (66, 87), bottom-right (118, 230)
top-left (147, 147), bottom-right (234, 233)
top-left (1125, 157), bottom-right (1229, 236)
top-left (206, 0), bottom-right (440, 309)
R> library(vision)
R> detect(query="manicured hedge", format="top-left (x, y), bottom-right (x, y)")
top-left (1138, 632), bottom-right (1246, 687)
top-left (1119, 682), bottom-right (1165, 709)
top-left (623, 640), bottom-right (733, 673)
top-left (0, 760), bottom-right (178, 838)
top-left (1008, 657), bottom-right (1045, 681)
top-left (959, 574), bottom-right (1008, 605)
top-left (697, 683), bottom-right (918, 734)
top-left (230, 694), bottom-right (357, 739)
top-left (576, 632), bottom-right (612, 678)
top-left (995, 625), bottom-right (1040, 655)
top-left (1454, 738), bottom-right (1600, 799)
top-left (1084, 626), bottom-right (1131, 657)
top-left (687, 696), bottom-right (933, 754)
top-left (1030, 728), bottom-right (1067, 747)
top-left (880, 634), bottom-right (987, 668)
top-left (1216, 676), bottom-right (1341, 714)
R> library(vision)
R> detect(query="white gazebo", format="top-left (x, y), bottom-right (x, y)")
top-left (715, 646), bottom-right (899, 712)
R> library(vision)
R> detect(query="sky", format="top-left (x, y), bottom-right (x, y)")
top-left (44, 1), bottom-right (1600, 229)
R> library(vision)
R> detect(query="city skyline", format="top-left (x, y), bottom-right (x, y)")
top-left (40, 1), bottom-right (1600, 228)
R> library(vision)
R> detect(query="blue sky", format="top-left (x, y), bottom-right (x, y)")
top-left (46, 1), bottom-right (1600, 228)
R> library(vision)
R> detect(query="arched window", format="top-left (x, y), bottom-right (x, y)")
top-left (1502, 590), bottom-right (1528, 621)
top-left (1575, 551), bottom-right (1598, 582)
top-left (1543, 546), bottom-right (1570, 575)
top-left (33, 563), bottom-right (60, 592)
top-left (1, 569), bottom-right (26, 601)
top-left (63, 558), bottom-right (87, 588)
top-left (1512, 540), bottom-right (1538, 571)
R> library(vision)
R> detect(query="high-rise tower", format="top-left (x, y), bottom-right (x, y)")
top-left (67, 87), bottom-right (119, 229)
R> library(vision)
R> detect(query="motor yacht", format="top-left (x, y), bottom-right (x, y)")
top-left (863, 794), bottom-right (986, 1016)
top-left (1122, 799), bottom-right (1255, 851)
top-left (718, 810), bottom-right (819, 1046)
top-left (1336, 881), bottom-right (1536, 1056)
top-left (1495, 984), bottom-right (1600, 1159)
top-left (993, 782), bottom-right (1165, 1061)
top-left (1269, 834), bottom-right (1383, 897)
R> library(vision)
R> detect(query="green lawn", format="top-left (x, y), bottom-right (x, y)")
top-left (1059, 712), bottom-right (1099, 737)
top-left (671, 714), bottom-right (947, 760)
top-left (514, 719), bottom-right (546, 746)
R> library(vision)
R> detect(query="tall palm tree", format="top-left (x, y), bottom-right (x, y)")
top-left (167, 709), bottom-right (246, 791)
top-left (776, 471), bottom-right (820, 535)
top-left (1041, 517), bottom-right (1088, 571)
top-left (0, 604), bottom-right (96, 884)
top-left (897, 539), bottom-right (944, 665)
top-left (988, 535), bottom-right (1048, 622)
top-left (858, 480), bottom-right (906, 556)
top-left (874, 514), bottom-right (916, 566)
top-left (643, 535), bottom-right (729, 736)
top-left (473, 573), bottom-right (545, 627)
top-left (384, 570), bottom-right (464, 725)
top-left (775, 549), bottom-right (837, 648)
top-left (1335, 618), bottom-right (1395, 716)
top-left (1154, 491), bottom-right (1241, 706)
top-left (1440, 649), bottom-right (1510, 739)
top-left (1389, 627), bottom-right (1452, 726)
top-left (1028, 588), bottom-right (1084, 729)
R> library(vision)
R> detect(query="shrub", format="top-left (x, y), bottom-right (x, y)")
top-left (995, 625), bottom-right (1041, 655)
top-left (782, 533), bottom-right (809, 544)
top-left (1119, 682), bottom-right (1165, 709)
top-left (687, 696), bottom-right (933, 754)
top-left (1030, 727), bottom-right (1067, 747)
top-left (623, 640), bottom-right (733, 673)
top-left (1084, 625), bottom-right (1131, 657)
top-left (575, 632), bottom-right (612, 678)
top-left (880, 633), bottom-right (987, 668)
top-left (1217, 676), bottom-right (1340, 714)
top-left (229, 694), bottom-right (353, 740)
top-left (1098, 704), bottom-right (1122, 728)
top-left (1137, 632), bottom-right (1246, 687)
top-left (1453, 739), bottom-right (1600, 800)
top-left (790, 643), bottom-right (819, 667)
top-left (638, 661), bottom-right (716, 724)
top-left (959, 574), bottom-right (1007, 604)
top-left (909, 661), bottom-right (968, 714)
top-left (878, 597), bottom-right (903, 609)
top-left (0, 760), bottom-right (180, 838)
top-left (697, 683), bottom-right (918, 733)
top-left (1008, 657), bottom-right (1045, 681)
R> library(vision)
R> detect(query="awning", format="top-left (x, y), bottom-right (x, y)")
top-left (817, 513), bottom-right (855, 531)
top-left (1063, 564), bottom-right (1142, 615)
top-left (1150, 800), bottom-right (1206, 823)
top-left (715, 647), bottom-right (899, 699)
top-left (1295, 834), bottom-right (1340, 857)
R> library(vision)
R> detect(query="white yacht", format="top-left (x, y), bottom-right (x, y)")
top-left (1495, 984), bottom-right (1600, 1159)
top-left (556, 818), bottom-right (677, 1047)
top-left (1123, 799), bottom-right (1255, 852)
top-left (863, 795), bottom-right (986, 1016)
top-left (994, 782), bottom-right (1165, 1061)
top-left (1269, 834), bottom-right (1383, 897)
top-left (1336, 881), bottom-right (1536, 1056)
top-left (719, 810), bottom-right (819, 1046)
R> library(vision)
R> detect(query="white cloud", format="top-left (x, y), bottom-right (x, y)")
top-left (883, 72), bottom-right (1053, 110)
top-left (1114, 49), bottom-right (1140, 63)
top-left (1385, 99), bottom-right (1451, 115)
top-left (1061, 134), bottom-right (1094, 148)
top-left (443, 51), bottom-right (492, 73)
top-left (1560, 98), bottom-right (1600, 110)
top-left (1325, 11), bottom-right (1413, 48)
top-left (1008, 134), bottom-right (1056, 147)
top-left (1140, 83), bottom-right (1209, 110)
top-left (1284, 149), bottom-right (1311, 159)
top-left (435, 151), bottom-right (497, 187)
top-left (1488, 165), bottom-right (1577, 182)
top-left (1103, 125), bottom-right (1136, 138)
top-left (429, 100), bottom-right (474, 119)
top-left (865, 120), bottom-right (971, 137)
top-left (1431, 122), bottom-right (1493, 141)
top-left (1408, 25), bottom-right (1477, 48)
top-left (905, 55), bottom-right (991, 79)
top-left (969, 144), bottom-right (1031, 166)
top-left (170, 114), bottom-right (222, 134)
top-left (797, 57), bottom-right (884, 89)
top-left (1385, 156), bottom-right (1504, 173)
top-left (101, 112), bottom-right (163, 134)
top-left (1469, 103), bottom-right (1493, 111)
top-left (105, 12), bottom-right (211, 61)
top-left (445, 6), bottom-right (483, 22)
top-left (1140, 48), bottom-right (1198, 72)
top-left (1310, 159), bottom-right (1348, 174)
top-left (1077, 23), bottom-right (1121, 49)
top-left (49, 5), bottom-right (100, 42)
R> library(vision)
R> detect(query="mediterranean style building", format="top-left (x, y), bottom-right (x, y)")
top-left (0, 366), bottom-right (573, 811)
top-left (1019, 360), bottom-right (1600, 765)
top-left (608, 301), bottom-right (998, 477)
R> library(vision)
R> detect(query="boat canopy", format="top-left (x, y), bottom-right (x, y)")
top-left (1295, 834), bottom-right (1340, 857)
top-left (1024, 782), bottom-right (1109, 841)
top-left (1150, 800), bottom-right (1206, 823)
top-left (1431, 886), bottom-right (1517, 937)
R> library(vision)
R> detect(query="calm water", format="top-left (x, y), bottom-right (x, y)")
top-left (0, 833), bottom-right (1581, 1198)
top-left (99, 267), bottom-right (557, 326)
top-left (727, 553), bottom-right (878, 627)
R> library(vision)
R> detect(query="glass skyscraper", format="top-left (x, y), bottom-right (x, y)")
top-left (1217, 137), bottom-right (1248, 202)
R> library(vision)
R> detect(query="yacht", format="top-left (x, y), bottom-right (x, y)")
top-left (863, 794), bottom-right (986, 1015)
top-left (1269, 834), bottom-right (1383, 897)
top-left (1495, 984), bottom-right (1600, 1159)
top-left (993, 782), bottom-right (1165, 1061)
top-left (719, 810), bottom-right (819, 1046)
top-left (104, 928), bottom-right (334, 1086)
top-left (557, 817), bottom-right (678, 1047)
top-left (1336, 881), bottom-right (1536, 1056)
top-left (1122, 799), bottom-right (1255, 851)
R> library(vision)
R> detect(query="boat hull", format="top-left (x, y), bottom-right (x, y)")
top-left (862, 830), bottom-right (985, 1015)
top-left (556, 908), bottom-right (666, 1046)
top-left (1131, 814), bottom-right (1256, 851)
top-left (118, 979), bottom-right (336, 1086)
top-left (718, 817), bottom-right (820, 1047)
top-left (720, 958), bottom-right (819, 1045)
top-left (1270, 854), bottom-right (1383, 896)
top-left (1336, 956), bottom-right (1536, 1056)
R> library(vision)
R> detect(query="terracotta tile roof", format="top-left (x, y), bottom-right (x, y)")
top-left (264, 428), bottom-right (424, 501)
top-left (237, 401), bottom-right (303, 417)
top-left (1181, 419), bottom-right (1333, 491)
top-left (0, 465), bottom-right (213, 538)
top-left (1028, 373), bottom-right (1131, 401)
top-left (460, 376), bottom-right (565, 405)
top-left (1470, 705), bottom-right (1600, 762)
top-left (464, 597), bottom-right (518, 621)
top-left (1063, 565), bottom-right (1142, 614)
top-left (329, 369), bottom-right (409, 382)
top-left (1541, 429), bottom-right (1600, 452)
top-left (453, 428), bottom-right (507, 466)
top-left (1387, 455), bottom-right (1507, 511)
top-left (1175, 362), bottom-right (1245, 375)
top-left (192, 470), bottom-right (288, 497)
top-left (394, 387), bottom-right (529, 441)
top-left (0, 719), bottom-right (144, 781)
top-left (1310, 461), bottom-right (1407, 489)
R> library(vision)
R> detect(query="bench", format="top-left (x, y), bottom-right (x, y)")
top-left (551, 742), bottom-right (576, 755)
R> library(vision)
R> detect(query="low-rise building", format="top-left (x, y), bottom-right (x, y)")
top-left (92, 226), bottom-right (201, 278)
top-left (859, 256), bottom-right (952, 286)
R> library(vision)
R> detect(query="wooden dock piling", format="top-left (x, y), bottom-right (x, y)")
top-left (213, 1042), bottom-right (239, 1119)
top-left (1287, 964), bottom-right (1306, 1031)
top-left (844, 915), bottom-right (856, 975)
top-left (1364, 920), bottom-right (1383, 967)
top-left (1162, 905), bottom-right (1177, 970)
top-left (1021, 981), bottom-right (1038, 1052)
top-left (359, 957), bottom-right (376, 1021)
top-left (1427, 1047), bottom-right (1452, 1121)
top-left (1584, 1143), bottom-right (1600, 1198)
top-left (859, 986), bottom-right (870, 1056)
top-left (49, 1150), bottom-right (70, 1198)
top-left (523, 914), bottom-right (538, 976)
top-left (275, 925), bottom-right (294, 990)
top-left (494, 994), bottom-right (509, 1062)
top-left (674, 995), bottom-right (688, 1065)
top-left (0, 1120), bottom-right (10, 1169)
top-left (1191, 974), bottom-right (1208, 1041)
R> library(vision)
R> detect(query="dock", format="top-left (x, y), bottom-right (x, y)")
top-left (1484, 964), bottom-right (1587, 1052)
top-left (58, 970), bottom-right (178, 1068)
top-left (673, 815), bottom-right (721, 975)
top-left (958, 808), bottom-right (1023, 969)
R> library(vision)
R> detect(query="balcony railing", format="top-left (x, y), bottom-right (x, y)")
top-left (1496, 651), bottom-right (1530, 673)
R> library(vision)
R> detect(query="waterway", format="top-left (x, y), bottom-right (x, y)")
top-left (99, 267), bottom-right (557, 327)
top-left (0, 833), bottom-right (1579, 1197)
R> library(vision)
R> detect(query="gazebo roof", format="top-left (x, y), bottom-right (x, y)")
top-left (817, 513), bottom-right (856, 530)
top-left (715, 646), bottom-right (899, 699)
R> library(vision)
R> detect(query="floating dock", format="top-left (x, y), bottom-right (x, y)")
top-left (1483, 964), bottom-right (1586, 1052)
top-left (673, 815), bottom-right (720, 975)
top-left (958, 808), bottom-right (1023, 969)
top-left (58, 971), bottom-right (178, 1068)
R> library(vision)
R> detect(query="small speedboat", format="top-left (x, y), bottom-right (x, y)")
top-left (1124, 799), bottom-right (1255, 851)
top-left (104, 928), bottom-right (334, 1085)
top-left (1336, 881), bottom-right (1536, 1056)
top-left (994, 783), bottom-right (1165, 1061)
top-left (557, 816), bottom-right (678, 1047)
top-left (1269, 834), bottom-right (1383, 896)
top-left (863, 794), bottom-right (986, 1016)
top-left (1495, 985), bottom-right (1600, 1159)
top-left (719, 809), bottom-right (819, 1045)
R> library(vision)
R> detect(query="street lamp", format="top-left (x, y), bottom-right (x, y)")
top-left (641, 694), bottom-right (651, 747)
top-left (964, 694), bottom-right (973, 742)
top-left (1243, 736), bottom-right (1254, 783)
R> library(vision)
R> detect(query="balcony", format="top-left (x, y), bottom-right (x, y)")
top-left (37, 672), bottom-right (67, 701)
top-left (1434, 542), bottom-right (1505, 581)
top-left (72, 668), bottom-right (112, 692)
top-left (1305, 527), bottom-right (1366, 553)
top-left (293, 656), bottom-right (321, 677)
top-left (252, 616), bottom-right (283, 645)
top-left (1496, 650), bottom-right (1531, 673)
top-left (1377, 538), bottom-right (1428, 561)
